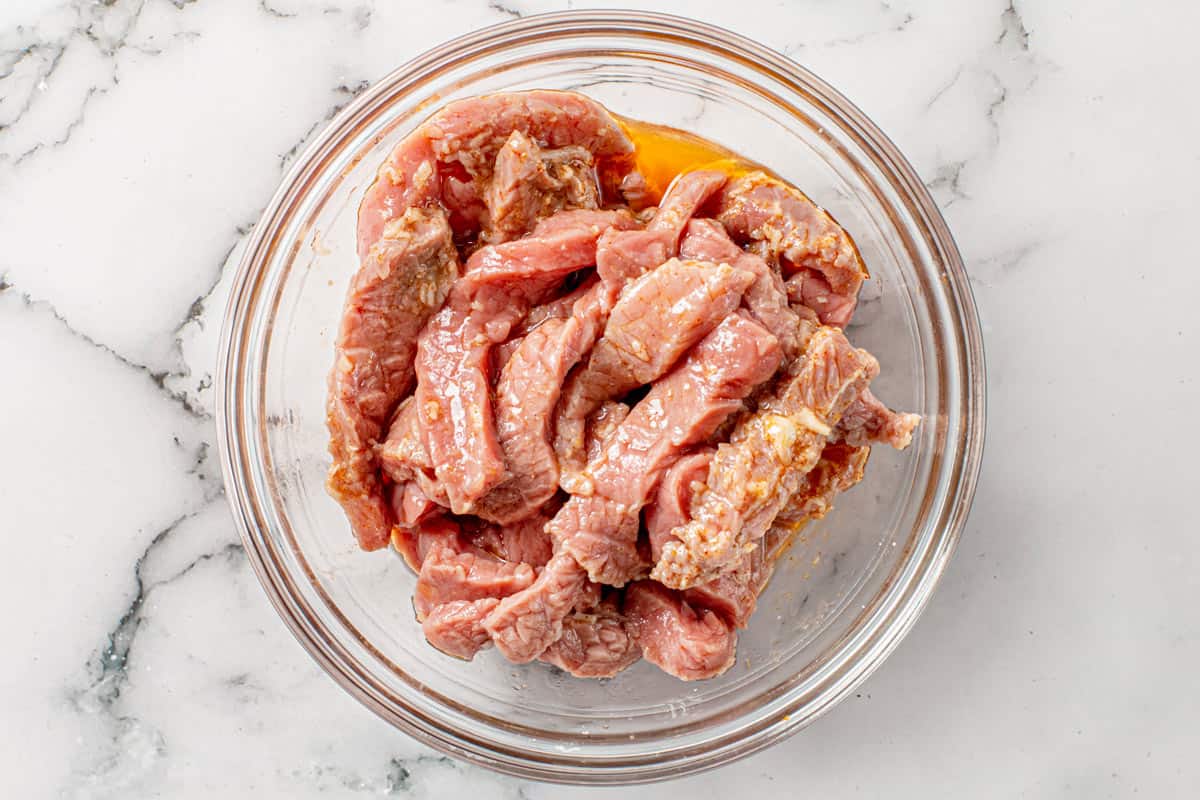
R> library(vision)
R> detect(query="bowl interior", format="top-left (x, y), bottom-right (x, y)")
top-left (224, 15), bottom-right (976, 781)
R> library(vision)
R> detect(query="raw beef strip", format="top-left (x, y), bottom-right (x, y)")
top-left (483, 553), bottom-right (590, 664)
top-left (378, 397), bottom-right (427, 482)
top-left (390, 514), bottom-right (461, 573)
top-left (327, 206), bottom-right (459, 550)
top-left (414, 541), bottom-right (537, 618)
top-left (512, 274), bottom-right (599, 338)
top-left (783, 268), bottom-right (859, 328)
top-left (491, 271), bottom-right (600, 379)
top-left (648, 171), bottom-right (727, 236)
top-left (641, 447), bottom-right (773, 628)
top-left (645, 448), bottom-right (714, 563)
top-left (474, 287), bottom-right (606, 524)
top-left (593, 227), bottom-right (668, 299)
top-left (584, 401), bottom-right (630, 464)
top-left (768, 441), bottom-right (870, 536)
top-left (356, 136), bottom-right (441, 259)
top-left (685, 443), bottom-right (870, 628)
top-left (555, 258), bottom-right (755, 491)
top-left (422, 598), bottom-right (500, 660)
top-left (473, 507), bottom-right (556, 568)
top-left (359, 90), bottom-right (632, 256)
top-left (540, 599), bottom-right (641, 678)
top-left (587, 259), bottom-right (755, 388)
top-left (594, 170), bottom-right (727, 298)
top-left (624, 581), bottom-right (736, 681)
top-left (414, 295), bottom-right (523, 514)
top-left (378, 397), bottom-right (450, 511)
top-left (550, 314), bottom-right (782, 586)
top-left (416, 213), bottom-right (636, 514)
top-left (492, 335), bottom-right (524, 379)
top-left (424, 90), bottom-right (633, 180)
top-left (390, 481), bottom-right (438, 529)
top-left (834, 388), bottom-right (920, 450)
top-left (681, 545), bottom-right (773, 630)
top-left (652, 326), bottom-right (879, 589)
top-left (528, 207), bottom-right (637, 237)
top-left (484, 130), bottom-right (600, 243)
top-left (575, 578), bottom-right (604, 613)
top-left (462, 209), bottom-right (637, 296)
top-left (717, 171), bottom-right (867, 326)
top-left (440, 165), bottom-right (490, 235)
top-left (680, 218), bottom-right (805, 362)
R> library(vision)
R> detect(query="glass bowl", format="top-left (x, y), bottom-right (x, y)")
top-left (216, 10), bottom-right (985, 784)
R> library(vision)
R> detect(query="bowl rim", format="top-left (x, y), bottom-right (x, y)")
top-left (216, 9), bottom-right (986, 784)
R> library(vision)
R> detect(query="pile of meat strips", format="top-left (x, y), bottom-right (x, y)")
top-left (327, 91), bottom-right (918, 681)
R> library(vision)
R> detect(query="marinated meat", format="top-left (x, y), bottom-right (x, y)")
top-left (834, 388), bottom-right (921, 450)
top-left (492, 335), bottom-right (524, 378)
top-left (390, 481), bottom-right (438, 529)
top-left (359, 90), bottom-right (632, 254)
top-left (415, 212), bottom-right (637, 514)
top-left (327, 206), bottom-right (459, 550)
top-left (414, 295), bottom-right (521, 513)
top-left (645, 448), bottom-right (714, 563)
top-left (784, 268), bottom-right (859, 329)
top-left (462, 209), bottom-right (637, 295)
top-left (473, 508), bottom-right (556, 568)
top-left (378, 397), bottom-right (428, 483)
top-left (540, 599), bottom-right (641, 678)
top-left (555, 258), bottom-right (756, 491)
top-left (624, 580), bottom-right (736, 681)
top-left (550, 314), bottom-right (782, 586)
top-left (680, 218), bottom-right (806, 361)
top-left (483, 552), bottom-right (590, 664)
top-left (425, 90), bottom-right (633, 179)
top-left (645, 447), bottom-right (775, 628)
top-left (584, 401), bottom-right (630, 464)
top-left (768, 441), bottom-right (870, 536)
top-left (414, 541), bottom-right (536, 618)
top-left (649, 171), bottom-right (727, 237)
top-left (515, 274), bottom-right (599, 337)
top-left (594, 170), bottom-right (727, 298)
top-left (493, 276), bottom-right (599, 380)
top-left (652, 327), bottom-right (879, 589)
top-left (593, 227), bottom-right (668, 298)
top-left (591, 260), bottom-right (755, 388)
top-left (474, 287), bottom-right (606, 524)
top-left (378, 397), bottom-right (449, 511)
top-left (356, 136), bottom-right (441, 259)
top-left (390, 514), bottom-right (462, 574)
top-left (329, 91), bottom-right (919, 681)
top-left (575, 578), bottom-right (605, 613)
top-left (682, 442), bottom-right (870, 628)
top-left (681, 545), bottom-right (772, 630)
top-left (717, 172), bottom-right (867, 326)
top-left (484, 130), bottom-right (600, 243)
top-left (422, 598), bottom-right (500, 660)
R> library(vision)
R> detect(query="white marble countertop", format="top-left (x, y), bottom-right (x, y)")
top-left (2, 1), bottom-right (1197, 797)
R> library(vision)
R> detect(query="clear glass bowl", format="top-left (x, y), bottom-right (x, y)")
top-left (216, 11), bottom-right (985, 784)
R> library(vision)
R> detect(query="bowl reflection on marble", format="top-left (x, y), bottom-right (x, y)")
top-left (215, 11), bottom-right (984, 784)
